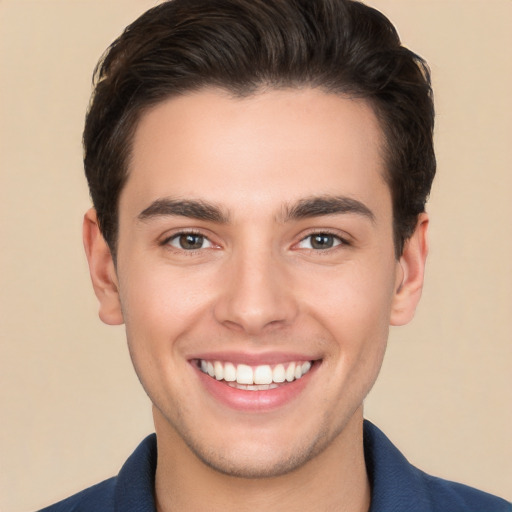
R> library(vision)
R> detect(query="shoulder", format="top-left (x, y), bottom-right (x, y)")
top-left (364, 420), bottom-right (511, 512)
top-left (421, 472), bottom-right (512, 512)
top-left (36, 434), bottom-right (157, 512)
top-left (36, 477), bottom-right (116, 512)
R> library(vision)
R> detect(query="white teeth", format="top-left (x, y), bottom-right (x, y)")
top-left (198, 359), bottom-right (313, 387)
top-left (236, 364), bottom-right (254, 384)
top-left (285, 363), bottom-right (296, 382)
top-left (223, 362), bottom-right (236, 382)
top-left (254, 365), bottom-right (273, 385)
top-left (214, 361), bottom-right (224, 380)
top-left (272, 364), bottom-right (286, 383)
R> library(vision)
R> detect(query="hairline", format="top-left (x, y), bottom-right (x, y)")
top-left (105, 84), bottom-right (409, 262)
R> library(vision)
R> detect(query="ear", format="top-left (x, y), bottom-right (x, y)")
top-left (83, 208), bottom-right (124, 325)
top-left (390, 213), bottom-right (429, 326)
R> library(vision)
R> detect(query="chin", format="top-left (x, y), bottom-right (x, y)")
top-left (176, 418), bottom-right (336, 479)
top-left (189, 440), bottom-right (324, 479)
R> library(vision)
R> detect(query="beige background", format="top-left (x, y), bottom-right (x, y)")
top-left (1, 1), bottom-right (511, 510)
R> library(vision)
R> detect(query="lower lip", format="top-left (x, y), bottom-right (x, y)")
top-left (194, 363), bottom-right (317, 412)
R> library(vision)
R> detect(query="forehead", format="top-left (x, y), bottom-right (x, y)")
top-left (121, 88), bottom-right (390, 218)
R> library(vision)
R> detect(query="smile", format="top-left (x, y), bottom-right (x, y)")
top-left (197, 359), bottom-right (313, 390)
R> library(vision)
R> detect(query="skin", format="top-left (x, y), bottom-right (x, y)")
top-left (84, 88), bottom-right (428, 511)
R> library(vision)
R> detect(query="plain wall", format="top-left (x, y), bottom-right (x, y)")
top-left (0, 1), bottom-right (510, 510)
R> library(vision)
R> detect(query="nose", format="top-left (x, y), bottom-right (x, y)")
top-left (213, 247), bottom-right (299, 335)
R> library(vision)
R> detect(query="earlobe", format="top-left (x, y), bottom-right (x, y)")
top-left (83, 208), bottom-right (124, 325)
top-left (390, 213), bottom-right (429, 326)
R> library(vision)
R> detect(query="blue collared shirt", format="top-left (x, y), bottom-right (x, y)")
top-left (38, 421), bottom-right (511, 511)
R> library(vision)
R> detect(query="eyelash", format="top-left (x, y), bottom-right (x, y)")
top-left (160, 229), bottom-right (349, 253)
top-left (295, 231), bottom-right (350, 251)
top-left (160, 230), bottom-right (214, 253)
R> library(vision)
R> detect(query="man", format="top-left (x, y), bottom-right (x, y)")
top-left (39, 0), bottom-right (511, 510)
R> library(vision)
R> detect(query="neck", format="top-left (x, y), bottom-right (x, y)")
top-left (153, 407), bottom-right (370, 512)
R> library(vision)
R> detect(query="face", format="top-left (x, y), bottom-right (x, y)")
top-left (86, 88), bottom-right (426, 478)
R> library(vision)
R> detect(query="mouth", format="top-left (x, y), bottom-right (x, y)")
top-left (194, 359), bottom-right (315, 390)
top-left (190, 354), bottom-right (320, 411)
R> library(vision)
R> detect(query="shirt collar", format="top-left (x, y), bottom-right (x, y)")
top-left (364, 420), bottom-right (433, 512)
top-left (115, 432), bottom-right (157, 512)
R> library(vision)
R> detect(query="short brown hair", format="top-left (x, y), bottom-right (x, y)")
top-left (84, 0), bottom-right (435, 258)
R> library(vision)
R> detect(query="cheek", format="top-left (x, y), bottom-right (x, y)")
top-left (299, 256), bottom-right (395, 393)
top-left (117, 266), bottom-right (209, 403)
top-left (119, 259), bottom-right (213, 326)
top-left (299, 257), bottom-right (397, 339)
top-left (116, 261), bottom-right (218, 382)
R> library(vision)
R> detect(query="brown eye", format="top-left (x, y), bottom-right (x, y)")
top-left (311, 234), bottom-right (335, 249)
top-left (168, 233), bottom-right (212, 250)
top-left (297, 233), bottom-right (343, 250)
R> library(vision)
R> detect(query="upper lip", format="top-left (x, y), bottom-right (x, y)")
top-left (188, 351), bottom-right (320, 366)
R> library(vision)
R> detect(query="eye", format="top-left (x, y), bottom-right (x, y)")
top-left (167, 233), bottom-right (213, 250)
top-left (297, 233), bottom-right (344, 250)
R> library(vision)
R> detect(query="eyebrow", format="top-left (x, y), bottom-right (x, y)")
top-left (138, 198), bottom-right (229, 223)
top-left (282, 195), bottom-right (375, 223)
top-left (137, 195), bottom-right (375, 224)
